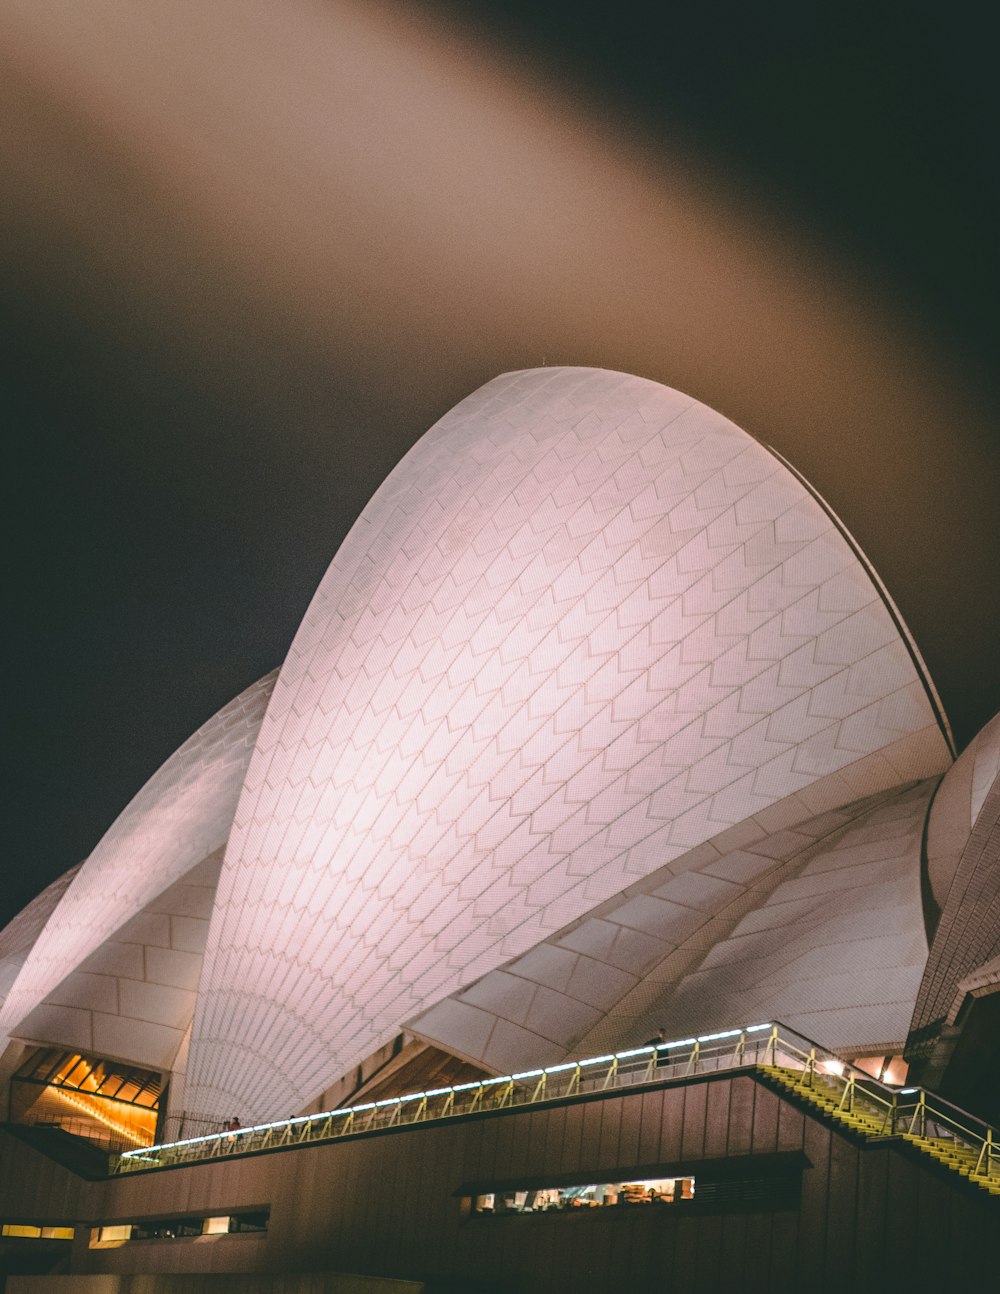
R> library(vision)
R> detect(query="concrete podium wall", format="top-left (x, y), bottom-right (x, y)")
top-left (2, 1071), bottom-right (998, 1293)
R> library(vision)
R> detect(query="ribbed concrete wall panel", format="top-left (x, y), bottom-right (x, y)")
top-left (656, 781), bottom-right (935, 1052)
top-left (187, 368), bottom-right (950, 1120)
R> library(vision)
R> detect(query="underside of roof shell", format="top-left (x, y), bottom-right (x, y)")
top-left (411, 778), bottom-right (936, 1070)
top-left (0, 671), bottom-right (278, 1043)
top-left (185, 367), bottom-right (952, 1122)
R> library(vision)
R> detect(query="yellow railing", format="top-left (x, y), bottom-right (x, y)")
top-left (112, 1022), bottom-right (1000, 1189)
top-left (760, 1034), bottom-right (1000, 1193)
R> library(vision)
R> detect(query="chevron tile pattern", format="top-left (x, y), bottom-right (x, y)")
top-left (410, 781), bottom-right (925, 1071)
top-left (183, 368), bottom-right (950, 1121)
top-left (0, 672), bottom-right (277, 1042)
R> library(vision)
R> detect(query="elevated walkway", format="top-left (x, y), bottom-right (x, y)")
top-left (11, 1021), bottom-right (989, 1207)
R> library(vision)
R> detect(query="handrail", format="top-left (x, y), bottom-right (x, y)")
top-left (115, 1023), bottom-right (778, 1173)
top-left (111, 1022), bottom-right (1000, 1189)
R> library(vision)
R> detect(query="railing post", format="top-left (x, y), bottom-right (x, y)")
top-left (766, 1025), bottom-right (778, 1066)
top-left (736, 1031), bottom-right (746, 1067)
top-left (910, 1091), bottom-right (926, 1138)
top-left (567, 1066), bottom-right (581, 1098)
top-left (805, 1047), bottom-right (816, 1089)
top-left (839, 1074), bottom-right (855, 1113)
top-left (975, 1128), bottom-right (993, 1177)
top-left (686, 1041), bottom-right (700, 1076)
top-left (601, 1058), bottom-right (618, 1091)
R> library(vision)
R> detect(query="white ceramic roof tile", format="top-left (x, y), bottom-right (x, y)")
top-left (0, 865), bottom-right (81, 1006)
top-left (970, 712), bottom-right (1000, 828)
top-left (0, 673), bottom-right (275, 1041)
top-left (654, 781), bottom-right (935, 1052)
top-left (413, 782), bottom-right (910, 1067)
top-left (911, 719), bottom-right (1000, 1043)
top-left (11, 850), bottom-right (227, 1072)
top-left (181, 369), bottom-right (950, 1120)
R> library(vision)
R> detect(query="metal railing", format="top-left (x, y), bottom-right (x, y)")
top-left (113, 1022), bottom-right (1000, 1190)
top-left (763, 1033), bottom-right (1000, 1185)
top-left (17, 1112), bottom-right (147, 1158)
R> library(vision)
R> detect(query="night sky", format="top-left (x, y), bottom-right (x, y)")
top-left (2, 0), bottom-right (997, 928)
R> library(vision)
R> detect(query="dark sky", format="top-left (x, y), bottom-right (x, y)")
top-left (2, 0), bottom-right (997, 928)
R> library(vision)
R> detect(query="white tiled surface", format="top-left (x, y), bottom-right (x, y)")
top-left (0, 865), bottom-right (81, 1006)
top-left (655, 781), bottom-right (935, 1053)
top-left (0, 672), bottom-right (276, 1044)
top-left (411, 783), bottom-right (918, 1067)
top-left (912, 714), bottom-right (1000, 1038)
top-left (970, 712), bottom-right (1000, 829)
top-left (185, 368), bottom-right (949, 1120)
top-left (926, 710), bottom-right (1000, 911)
top-left (12, 849), bottom-right (227, 1072)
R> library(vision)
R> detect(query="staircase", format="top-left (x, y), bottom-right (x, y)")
top-left (757, 1065), bottom-right (1000, 1199)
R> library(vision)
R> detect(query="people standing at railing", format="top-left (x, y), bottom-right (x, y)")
top-left (643, 1028), bottom-right (670, 1068)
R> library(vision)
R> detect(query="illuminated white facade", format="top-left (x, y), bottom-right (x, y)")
top-left (6, 368), bottom-right (984, 1128)
top-left (183, 367), bottom-right (950, 1119)
top-left (0, 672), bottom-right (277, 1061)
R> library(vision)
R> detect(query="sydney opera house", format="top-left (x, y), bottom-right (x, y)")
top-left (2, 368), bottom-right (999, 1292)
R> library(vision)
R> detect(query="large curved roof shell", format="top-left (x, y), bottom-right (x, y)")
top-left (0, 864), bottom-right (81, 1008)
top-left (187, 367), bottom-right (952, 1121)
top-left (0, 671), bottom-right (277, 1043)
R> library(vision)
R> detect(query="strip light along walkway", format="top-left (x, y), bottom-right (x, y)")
top-left (113, 1022), bottom-right (1000, 1192)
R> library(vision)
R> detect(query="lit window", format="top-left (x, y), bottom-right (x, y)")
top-left (472, 1176), bottom-right (695, 1213)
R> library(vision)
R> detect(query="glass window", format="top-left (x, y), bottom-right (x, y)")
top-left (472, 1176), bottom-right (695, 1213)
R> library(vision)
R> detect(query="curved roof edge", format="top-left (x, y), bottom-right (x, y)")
top-left (764, 443), bottom-right (954, 759)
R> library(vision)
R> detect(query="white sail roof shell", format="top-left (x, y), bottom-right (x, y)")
top-left (186, 367), bottom-right (950, 1120)
top-left (0, 671), bottom-right (277, 1042)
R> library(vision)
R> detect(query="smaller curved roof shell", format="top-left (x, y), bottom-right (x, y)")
top-left (911, 711), bottom-right (1000, 1044)
top-left (0, 671), bottom-right (277, 1043)
top-left (13, 850), bottom-right (225, 1072)
top-left (0, 865), bottom-right (81, 1009)
top-left (186, 367), bottom-right (952, 1122)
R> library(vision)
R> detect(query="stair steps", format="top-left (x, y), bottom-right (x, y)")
top-left (757, 1067), bottom-right (1000, 1199)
